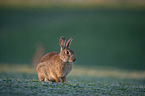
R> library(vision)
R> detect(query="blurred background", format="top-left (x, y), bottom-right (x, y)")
top-left (0, 0), bottom-right (145, 72)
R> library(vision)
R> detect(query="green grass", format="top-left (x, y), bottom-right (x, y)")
top-left (0, 64), bottom-right (145, 96)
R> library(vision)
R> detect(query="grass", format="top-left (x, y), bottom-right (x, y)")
top-left (0, 64), bottom-right (145, 96)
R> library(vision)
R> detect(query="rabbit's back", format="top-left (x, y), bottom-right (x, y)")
top-left (39, 52), bottom-right (58, 63)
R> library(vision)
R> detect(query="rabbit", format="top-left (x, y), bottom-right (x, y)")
top-left (36, 36), bottom-right (76, 83)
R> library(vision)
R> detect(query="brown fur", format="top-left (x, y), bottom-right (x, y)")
top-left (36, 36), bottom-right (76, 83)
top-left (39, 52), bottom-right (58, 63)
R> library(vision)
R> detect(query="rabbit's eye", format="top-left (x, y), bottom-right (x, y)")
top-left (66, 51), bottom-right (69, 55)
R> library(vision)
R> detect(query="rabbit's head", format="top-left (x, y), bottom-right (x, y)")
top-left (59, 36), bottom-right (76, 63)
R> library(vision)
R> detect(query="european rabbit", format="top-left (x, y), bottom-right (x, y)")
top-left (36, 36), bottom-right (76, 83)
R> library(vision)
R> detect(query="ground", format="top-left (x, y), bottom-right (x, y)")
top-left (0, 64), bottom-right (144, 96)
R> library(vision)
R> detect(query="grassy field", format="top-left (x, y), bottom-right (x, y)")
top-left (0, 64), bottom-right (145, 96)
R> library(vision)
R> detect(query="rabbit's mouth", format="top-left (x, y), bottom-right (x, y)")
top-left (64, 59), bottom-right (75, 63)
top-left (60, 56), bottom-right (76, 63)
top-left (69, 58), bottom-right (76, 63)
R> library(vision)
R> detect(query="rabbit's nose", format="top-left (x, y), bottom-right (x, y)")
top-left (73, 58), bottom-right (76, 62)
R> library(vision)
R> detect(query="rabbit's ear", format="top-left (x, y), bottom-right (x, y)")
top-left (60, 36), bottom-right (66, 51)
top-left (66, 37), bottom-right (73, 48)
